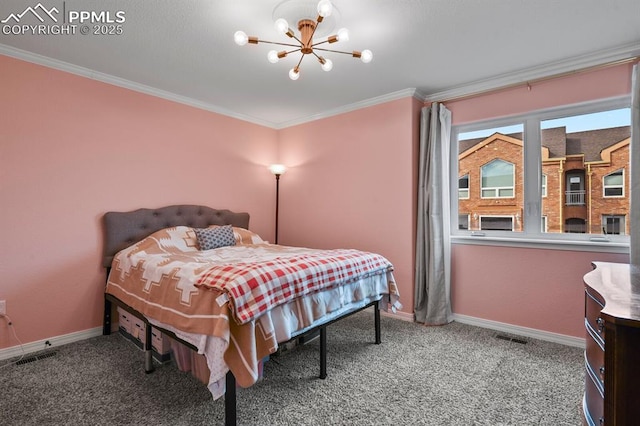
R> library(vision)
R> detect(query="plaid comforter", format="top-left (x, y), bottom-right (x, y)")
top-left (196, 248), bottom-right (393, 324)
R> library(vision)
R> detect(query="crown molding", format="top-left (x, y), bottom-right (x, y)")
top-left (3, 41), bottom-right (638, 129)
top-left (1, 43), bottom-right (420, 129)
top-left (425, 41), bottom-right (640, 103)
top-left (0, 44), bottom-right (278, 129)
top-left (273, 88), bottom-right (421, 129)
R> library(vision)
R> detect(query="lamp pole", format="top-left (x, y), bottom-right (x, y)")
top-left (274, 172), bottom-right (281, 244)
top-left (269, 164), bottom-right (287, 244)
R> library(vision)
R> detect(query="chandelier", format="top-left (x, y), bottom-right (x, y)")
top-left (233, 0), bottom-right (372, 80)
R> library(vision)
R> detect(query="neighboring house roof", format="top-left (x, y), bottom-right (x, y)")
top-left (458, 132), bottom-right (523, 161)
top-left (565, 126), bottom-right (630, 162)
top-left (459, 126), bottom-right (630, 163)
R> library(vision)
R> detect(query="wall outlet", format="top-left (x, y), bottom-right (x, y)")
top-left (0, 300), bottom-right (6, 316)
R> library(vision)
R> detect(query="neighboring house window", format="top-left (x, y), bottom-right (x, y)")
top-left (603, 169), bottom-right (624, 197)
top-left (603, 215), bottom-right (625, 235)
top-left (459, 214), bottom-right (469, 230)
top-left (480, 215), bottom-right (513, 231)
top-left (565, 218), bottom-right (586, 234)
top-left (458, 175), bottom-right (469, 199)
top-left (452, 99), bottom-right (631, 243)
top-left (481, 159), bottom-right (514, 198)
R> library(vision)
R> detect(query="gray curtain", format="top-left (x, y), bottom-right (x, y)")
top-left (631, 64), bottom-right (639, 276)
top-left (414, 103), bottom-right (453, 325)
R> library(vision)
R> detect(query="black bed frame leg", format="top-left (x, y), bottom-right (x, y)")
top-left (103, 298), bottom-right (112, 336)
top-left (374, 300), bottom-right (381, 345)
top-left (225, 371), bottom-right (237, 426)
top-left (319, 326), bottom-right (327, 379)
top-left (144, 324), bottom-right (154, 373)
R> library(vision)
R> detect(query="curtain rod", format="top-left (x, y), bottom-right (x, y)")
top-left (435, 55), bottom-right (640, 105)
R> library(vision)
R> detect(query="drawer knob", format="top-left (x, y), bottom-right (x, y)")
top-left (596, 317), bottom-right (605, 333)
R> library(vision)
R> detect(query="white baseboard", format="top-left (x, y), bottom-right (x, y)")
top-left (381, 310), bottom-right (414, 322)
top-left (0, 326), bottom-right (103, 361)
top-left (452, 313), bottom-right (585, 348)
top-left (0, 313), bottom-right (584, 362)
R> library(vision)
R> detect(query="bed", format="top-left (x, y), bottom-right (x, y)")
top-left (101, 205), bottom-right (400, 426)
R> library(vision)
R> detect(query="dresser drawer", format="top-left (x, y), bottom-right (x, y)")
top-left (583, 263), bottom-right (640, 426)
top-left (584, 362), bottom-right (604, 426)
top-left (585, 288), bottom-right (605, 343)
top-left (585, 335), bottom-right (605, 391)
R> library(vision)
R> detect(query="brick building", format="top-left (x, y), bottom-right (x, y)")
top-left (458, 126), bottom-right (630, 235)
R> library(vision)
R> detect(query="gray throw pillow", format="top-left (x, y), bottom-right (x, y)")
top-left (194, 225), bottom-right (236, 250)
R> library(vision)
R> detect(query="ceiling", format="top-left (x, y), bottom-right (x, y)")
top-left (1, 0), bottom-right (639, 129)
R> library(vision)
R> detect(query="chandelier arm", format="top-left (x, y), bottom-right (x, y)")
top-left (295, 53), bottom-right (306, 69)
top-left (307, 16), bottom-right (321, 41)
top-left (256, 40), bottom-right (302, 48)
top-left (288, 34), bottom-right (305, 46)
top-left (313, 47), bottom-right (357, 55)
top-left (311, 39), bottom-right (331, 47)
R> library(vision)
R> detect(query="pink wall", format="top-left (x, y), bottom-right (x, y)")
top-left (0, 55), bottom-right (633, 350)
top-left (447, 63), bottom-right (633, 125)
top-left (0, 55), bottom-right (278, 349)
top-left (451, 245), bottom-right (627, 336)
top-left (277, 97), bottom-right (423, 318)
top-left (446, 63), bottom-right (633, 337)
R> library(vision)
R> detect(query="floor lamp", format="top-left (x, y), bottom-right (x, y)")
top-left (269, 164), bottom-right (287, 244)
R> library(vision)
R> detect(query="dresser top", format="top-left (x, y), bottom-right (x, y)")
top-left (584, 262), bottom-right (640, 326)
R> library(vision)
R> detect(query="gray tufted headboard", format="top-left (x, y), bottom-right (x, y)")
top-left (102, 205), bottom-right (250, 268)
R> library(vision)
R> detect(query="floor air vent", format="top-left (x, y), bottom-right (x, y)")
top-left (15, 351), bottom-right (58, 366)
top-left (495, 334), bottom-right (528, 344)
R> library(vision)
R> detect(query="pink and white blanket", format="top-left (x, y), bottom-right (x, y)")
top-left (106, 226), bottom-right (400, 395)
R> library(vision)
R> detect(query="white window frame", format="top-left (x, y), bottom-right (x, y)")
top-left (541, 174), bottom-right (547, 198)
top-left (480, 159), bottom-right (515, 199)
top-left (603, 169), bottom-right (625, 198)
top-left (451, 96), bottom-right (630, 252)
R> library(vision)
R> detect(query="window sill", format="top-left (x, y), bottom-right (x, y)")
top-left (450, 235), bottom-right (630, 253)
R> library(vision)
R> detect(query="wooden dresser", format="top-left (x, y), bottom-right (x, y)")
top-left (583, 262), bottom-right (640, 426)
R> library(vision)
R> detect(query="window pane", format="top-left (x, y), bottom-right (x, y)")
top-left (541, 108), bottom-right (630, 235)
top-left (604, 170), bottom-right (623, 186)
top-left (480, 216), bottom-right (513, 231)
top-left (482, 159), bottom-right (514, 188)
top-left (458, 175), bottom-right (469, 199)
top-left (603, 169), bottom-right (624, 197)
top-left (564, 218), bottom-right (586, 233)
top-left (603, 215), bottom-right (625, 235)
top-left (458, 124), bottom-right (523, 233)
top-left (605, 187), bottom-right (623, 197)
top-left (459, 214), bottom-right (469, 230)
